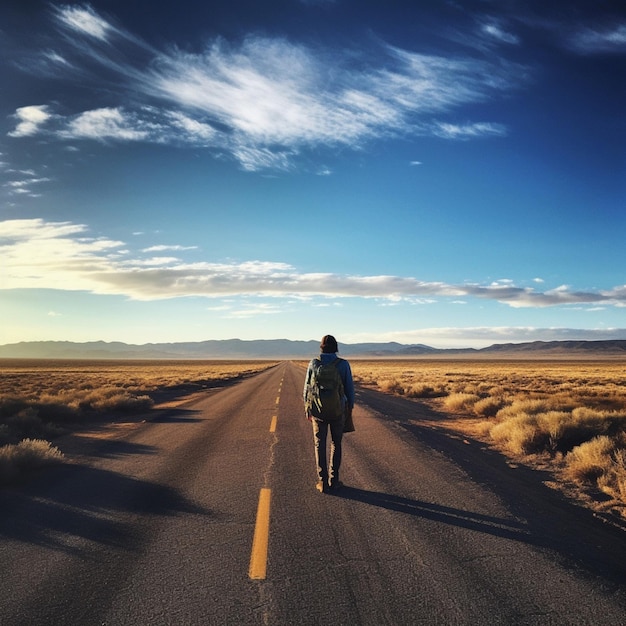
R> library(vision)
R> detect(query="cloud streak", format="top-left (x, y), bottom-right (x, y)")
top-left (55, 5), bottom-right (113, 40)
top-left (568, 23), bottom-right (626, 54)
top-left (1, 219), bottom-right (625, 309)
top-left (7, 5), bottom-right (520, 171)
top-left (349, 326), bottom-right (626, 349)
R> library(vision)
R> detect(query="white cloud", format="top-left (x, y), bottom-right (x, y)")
top-left (1, 218), bottom-right (625, 310)
top-left (55, 5), bottom-right (113, 41)
top-left (432, 121), bottom-right (507, 140)
top-left (142, 244), bottom-right (198, 252)
top-left (146, 36), bottom-right (405, 151)
top-left (4, 174), bottom-right (52, 198)
top-left (44, 50), bottom-right (71, 66)
top-left (6, 178), bottom-right (51, 188)
top-left (61, 108), bottom-right (152, 141)
top-left (232, 145), bottom-right (295, 172)
top-left (11, 5), bottom-right (524, 171)
top-left (0, 218), bottom-right (125, 292)
top-left (168, 112), bottom-right (216, 142)
top-left (8, 105), bottom-right (51, 138)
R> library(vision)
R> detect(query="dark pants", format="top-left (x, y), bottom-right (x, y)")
top-left (312, 417), bottom-right (345, 484)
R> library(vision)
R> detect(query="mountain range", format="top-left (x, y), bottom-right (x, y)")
top-left (1, 339), bottom-right (626, 359)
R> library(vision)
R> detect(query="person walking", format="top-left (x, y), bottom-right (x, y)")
top-left (303, 334), bottom-right (355, 493)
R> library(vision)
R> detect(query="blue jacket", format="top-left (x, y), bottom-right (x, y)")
top-left (303, 353), bottom-right (355, 409)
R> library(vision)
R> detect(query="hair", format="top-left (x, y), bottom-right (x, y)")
top-left (320, 334), bottom-right (338, 353)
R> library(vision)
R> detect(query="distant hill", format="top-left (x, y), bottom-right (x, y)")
top-left (479, 340), bottom-right (626, 355)
top-left (0, 338), bottom-right (625, 359)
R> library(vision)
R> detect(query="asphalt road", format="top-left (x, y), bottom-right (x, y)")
top-left (1, 361), bottom-right (626, 625)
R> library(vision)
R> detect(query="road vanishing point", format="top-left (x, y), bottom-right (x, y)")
top-left (1, 362), bottom-right (626, 625)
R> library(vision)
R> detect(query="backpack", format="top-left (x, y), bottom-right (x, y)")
top-left (307, 358), bottom-right (345, 421)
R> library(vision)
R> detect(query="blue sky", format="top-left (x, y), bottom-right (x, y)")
top-left (1, 0), bottom-right (625, 348)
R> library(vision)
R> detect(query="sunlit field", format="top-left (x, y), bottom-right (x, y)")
top-left (352, 359), bottom-right (626, 517)
top-left (4, 357), bottom-right (626, 518)
top-left (0, 359), bottom-right (277, 482)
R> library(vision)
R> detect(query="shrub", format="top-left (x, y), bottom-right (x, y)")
top-left (377, 379), bottom-right (405, 394)
top-left (0, 438), bottom-right (64, 484)
top-left (564, 436), bottom-right (614, 483)
top-left (473, 396), bottom-right (505, 418)
top-left (405, 383), bottom-right (447, 399)
top-left (89, 392), bottom-right (154, 412)
top-left (496, 399), bottom-right (555, 420)
top-left (535, 411), bottom-right (572, 452)
top-left (443, 393), bottom-right (480, 412)
top-left (598, 448), bottom-right (626, 501)
top-left (552, 407), bottom-right (615, 453)
top-left (490, 414), bottom-right (545, 456)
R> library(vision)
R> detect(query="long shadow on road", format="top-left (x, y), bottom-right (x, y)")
top-left (353, 386), bottom-right (626, 587)
top-left (0, 403), bottom-right (213, 555)
top-left (59, 406), bottom-right (203, 458)
top-left (0, 463), bottom-right (210, 556)
top-left (333, 486), bottom-right (531, 541)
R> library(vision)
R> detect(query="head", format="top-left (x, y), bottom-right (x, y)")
top-left (320, 334), bottom-right (338, 354)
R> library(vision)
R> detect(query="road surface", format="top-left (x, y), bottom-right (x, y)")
top-left (1, 361), bottom-right (626, 625)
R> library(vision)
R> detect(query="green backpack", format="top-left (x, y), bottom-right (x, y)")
top-left (307, 358), bottom-right (345, 421)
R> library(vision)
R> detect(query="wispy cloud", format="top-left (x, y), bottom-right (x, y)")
top-left (514, 10), bottom-right (626, 56)
top-left (8, 5), bottom-right (521, 171)
top-left (55, 5), bottom-right (113, 40)
top-left (348, 326), bottom-right (626, 348)
top-left (4, 174), bottom-right (52, 198)
top-left (479, 21), bottom-right (520, 46)
top-left (142, 244), bottom-right (199, 253)
top-left (2, 218), bottom-right (625, 310)
top-left (432, 121), bottom-right (507, 140)
top-left (569, 23), bottom-right (626, 54)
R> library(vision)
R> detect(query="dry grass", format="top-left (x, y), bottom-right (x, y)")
top-left (0, 438), bottom-right (64, 484)
top-left (352, 359), bottom-right (626, 516)
top-left (0, 359), bottom-right (277, 482)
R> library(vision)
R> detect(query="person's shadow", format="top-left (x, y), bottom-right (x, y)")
top-left (331, 485), bottom-right (530, 542)
top-left (330, 484), bottom-right (626, 585)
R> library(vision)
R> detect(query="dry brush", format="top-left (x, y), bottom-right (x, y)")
top-left (0, 359), bottom-right (277, 482)
top-left (352, 359), bottom-right (626, 517)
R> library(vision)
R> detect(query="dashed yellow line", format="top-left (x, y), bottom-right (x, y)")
top-left (249, 488), bottom-right (271, 580)
top-left (248, 377), bottom-right (284, 579)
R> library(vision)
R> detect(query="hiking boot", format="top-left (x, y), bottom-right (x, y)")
top-left (315, 480), bottom-right (327, 493)
top-left (329, 479), bottom-right (344, 490)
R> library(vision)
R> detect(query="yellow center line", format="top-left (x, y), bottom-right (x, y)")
top-left (275, 395), bottom-right (280, 405)
top-left (249, 488), bottom-right (271, 580)
top-left (270, 415), bottom-right (277, 432)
